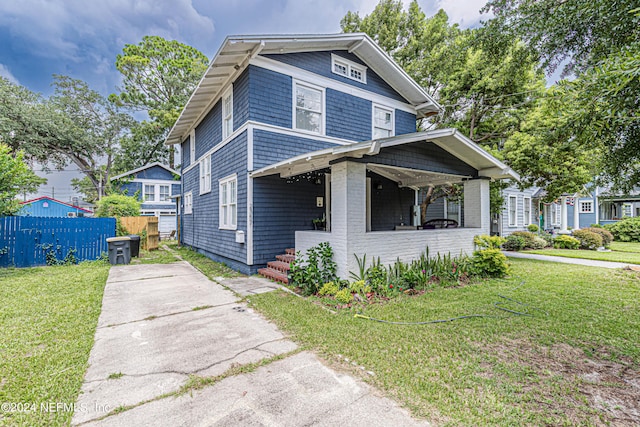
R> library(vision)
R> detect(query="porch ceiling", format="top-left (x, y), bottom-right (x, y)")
top-left (367, 164), bottom-right (467, 189)
top-left (250, 129), bottom-right (519, 182)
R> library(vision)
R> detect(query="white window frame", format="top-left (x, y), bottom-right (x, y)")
top-left (190, 130), bottom-right (196, 165)
top-left (159, 185), bottom-right (170, 202)
top-left (372, 104), bottom-right (395, 139)
top-left (331, 54), bottom-right (367, 83)
top-left (523, 197), bottom-right (531, 226)
top-left (199, 155), bottom-right (211, 195)
top-left (222, 87), bottom-right (233, 139)
top-left (579, 200), bottom-right (593, 213)
top-left (508, 195), bottom-right (517, 227)
top-left (553, 203), bottom-right (561, 225)
top-left (293, 80), bottom-right (325, 135)
top-left (184, 191), bottom-right (193, 215)
top-left (219, 174), bottom-right (237, 230)
top-left (144, 184), bottom-right (155, 202)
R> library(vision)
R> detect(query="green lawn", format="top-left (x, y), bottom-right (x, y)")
top-left (249, 259), bottom-right (640, 426)
top-left (527, 241), bottom-right (640, 264)
top-left (0, 262), bottom-right (110, 427)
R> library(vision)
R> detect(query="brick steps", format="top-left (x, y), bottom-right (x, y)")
top-left (258, 249), bottom-right (296, 284)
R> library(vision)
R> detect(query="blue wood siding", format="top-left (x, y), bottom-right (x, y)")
top-left (248, 65), bottom-right (292, 129)
top-left (326, 89), bottom-right (372, 141)
top-left (182, 135), bottom-right (192, 169)
top-left (171, 183), bottom-right (181, 196)
top-left (119, 182), bottom-right (142, 200)
top-left (18, 199), bottom-right (90, 217)
top-left (134, 165), bottom-right (174, 180)
top-left (141, 203), bottom-right (175, 211)
top-left (253, 174), bottom-right (326, 265)
top-left (395, 109), bottom-right (417, 135)
top-left (369, 173), bottom-right (415, 231)
top-left (263, 51), bottom-right (406, 103)
top-left (196, 100), bottom-right (222, 157)
top-left (181, 132), bottom-right (247, 266)
top-left (253, 129), bottom-right (337, 170)
top-left (234, 67), bottom-right (250, 129)
top-left (353, 142), bottom-right (477, 177)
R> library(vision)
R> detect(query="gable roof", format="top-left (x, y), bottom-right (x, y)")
top-left (21, 196), bottom-right (93, 213)
top-left (165, 33), bottom-right (442, 146)
top-left (110, 162), bottom-right (180, 181)
top-left (250, 128), bottom-right (519, 186)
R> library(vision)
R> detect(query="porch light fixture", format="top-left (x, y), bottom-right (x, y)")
top-left (314, 178), bottom-right (322, 185)
top-left (375, 182), bottom-right (383, 190)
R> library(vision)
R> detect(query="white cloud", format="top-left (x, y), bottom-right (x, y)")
top-left (0, 64), bottom-right (20, 84)
top-left (434, 0), bottom-right (492, 27)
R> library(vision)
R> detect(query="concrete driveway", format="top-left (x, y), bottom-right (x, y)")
top-left (72, 261), bottom-right (428, 426)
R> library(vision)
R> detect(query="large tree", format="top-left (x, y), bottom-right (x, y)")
top-left (0, 144), bottom-right (45, 215)
top-left (110, 36), bottom-right (209, 167)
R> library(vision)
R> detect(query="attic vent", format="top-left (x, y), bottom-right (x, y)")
top-left (331, 54), bottom-right (366, 84)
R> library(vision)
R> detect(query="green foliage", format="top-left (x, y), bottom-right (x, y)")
top-left (605, 217), bottom-right (640, 242)
top-left (527, 224), bottom-right (539, 232)
top-left (502, 235), bottom-right (526, 251)
top-left (553, 235), bottom-right (580, 249)
top-left (511, 231), bottom-right (536, 246)
top-left (348, 280), bottom-right (371, 296)
top-left (472, 249), bottom-right (509, 277)
top-left (0, 144), bottom-right (46, 215)
top-left (94, 194), bottom-right (141, 218)
top-left (38, 244), bottom-right (78, 266)
top-left (582, 227), bottom-right (613, 247)
top-left (334, 288), bottom-right (354, 304)
top-left (571, 229), bottom-right (603, 250)
top-left (529, 236), bottom-right (549, 250)
top-left (474, 234), bottom-right (505, 250)
top-left (288, 242), bottom-right (337, 296)
top-left (318, 281), bottom-right (340, 297)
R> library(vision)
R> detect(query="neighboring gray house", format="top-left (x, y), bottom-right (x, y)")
top-left (111, 162), bottom-right (181, 236)
top-left (165, 33), bottom-right (518, 279)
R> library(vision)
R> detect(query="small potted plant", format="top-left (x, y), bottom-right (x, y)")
top-left (312, 214), bottom-right (326, 231)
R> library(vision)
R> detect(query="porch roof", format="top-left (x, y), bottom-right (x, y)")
top-left (250, 129), bottom-right (519, 186)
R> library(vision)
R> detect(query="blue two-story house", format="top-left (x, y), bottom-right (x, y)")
top-left (165, 34), bottom-right (518, 279)
top-left (111, 162), bottom-right (181, 236)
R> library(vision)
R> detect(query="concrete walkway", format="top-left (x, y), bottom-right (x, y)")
top-left (503, 251), bottom-right (633, 269)
top-left (73, 261), bottom-right (427, 426)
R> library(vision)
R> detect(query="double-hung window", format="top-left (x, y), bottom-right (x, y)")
top-left (373, 105), bottom-right (394, 139)
top-left (523, 197), bottom-right (531, 226)
top-left (199, 155), bottom-right (211, 195)
top-left (184, 192), bottom-right (193, 215)
top-left (144, 184), bottom-right (155, 202)
top-left (219, 175), bottom-right (237, 230)
top-left (294, 81), bottom-right (323, 134)
top-left (159, 185), bottom-right (170, 202)
top-left (222, 88), bottom-right (233, 139)
top-left (508, 195), bottom-right (517, 227)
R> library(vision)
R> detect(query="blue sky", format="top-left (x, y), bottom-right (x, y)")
top-left (0, 0), bottom-right (488, 201)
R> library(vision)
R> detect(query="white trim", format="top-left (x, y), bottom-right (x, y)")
top-left (372, 103), bottom-right (395, 139)
top-left (184, 191), bottom-right (193, 215)
top-left (293, 79), bottom-right (325, 135)
top-left (247, 126), bottom-right (254, 171)
top-left (523, 196), bottom-right (531, 226)
top-left (579, 200), bottom-right (594, 213)
top-left (222, 86), bottom-right (233, 140)
top-left (246, 172), bottom-right (253, 265)
top-left (331, 53), bottom-right (367, 83)
top-left (252, 55), bottom-right (417, 115)
top-left (508, 195), bottom-right (517, 227)
top-left (219, 174), bottom-right (238, 230)
top-left (110, 162), bottom-right (180, 181)
top-left (190, 130), bottom-right (196, 165)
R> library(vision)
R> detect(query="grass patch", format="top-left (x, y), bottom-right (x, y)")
top-left (527, 244), bottom-right (640, 264)
top-left (131, 246), bottom-right (180, 265)
top-left (610, 241), bottom-right (640, 253)
top-left (0, 262), bottom-right (109, 426)
top-left (249, 259), bottom-right (640, 426)
top-left (107, 372), bottom-right (124, 380)
top-left (169, 243), bottom-right (241, 279)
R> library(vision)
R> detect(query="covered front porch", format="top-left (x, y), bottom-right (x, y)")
top-left (251, 129), bottom-right (517, 279)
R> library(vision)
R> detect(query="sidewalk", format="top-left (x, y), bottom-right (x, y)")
top-left (503, 251), bottom-right (633, 269)
top-left (72, 261), bottom-right (428, 426)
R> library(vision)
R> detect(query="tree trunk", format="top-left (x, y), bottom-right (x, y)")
top-left (420, 185), bottom-right (435, 224)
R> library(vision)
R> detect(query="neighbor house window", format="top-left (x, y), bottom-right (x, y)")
top-left (219, 175), bottom-right (237, 230)
top-left (144, 184), bottom-right (155, 202)
top-left (190, 130), bottom-right (196, 165)
top-left (373, 105), bottom-right (394, 139)
top-left (159, 185), bottom-right (170, 202)
top-left (554, 203), bottom-right (561, 225)
top-left (199, 155), bottom-right (211, 194)
top-left (523, 197), bottom-right (531, 226)
top-left (222, 88), bottom-right (233, 139)
top-left (184, 192), bottom-right (193, 215)
top-left (508, 195), bottom-right (517, 227)
top-left (294, 81), bottom-right (323, 134)
top-left (579, 200), bottom-right (593, 213)
top-left (331, 54), bottom-right (367, 83)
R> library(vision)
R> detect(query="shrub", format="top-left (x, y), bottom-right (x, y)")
top-left (529, 236), bottom-right (548, 249)
top-left (590, 223), bottom-right (603, 228)
top-left (553, 235), bottom-right (580, 249)
top-left (474, 234), bottom-right (505, 250)
top-left (94, 194), bottom-right (141, 217)
top-left (348, 280), bottom-right (371, 296)
top-left (502, 235), bottom-right (526, 251)
top-left (582, 227), bottom-right (613, 247)
top-left (527, 224), bottom-right (539, 232)
top-left (511, 231), bottom-right (537, 248)
top-left (572, 229), bottom-right (603, 250)
top-left (318, 281), bottom-right (340, 296)
top-left (604, 217), bottom-right (640, 242)
top-left (335, 288), bottom-right (353, 304)
top-left (289, 242), bottom-right (337, 296)
top-left (472, 249), bottom-right (509, 278)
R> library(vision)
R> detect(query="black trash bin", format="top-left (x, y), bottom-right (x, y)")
top-left (106, 236), bottom-right (131, 265)
top-left (128, 235), bottom-right (141, 258)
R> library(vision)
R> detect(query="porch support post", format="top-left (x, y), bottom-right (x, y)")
top-left (463, 178), bottom-right (490, 233)
top-left (559, 196), bottom-right (570, 234)
top-left (573, 196), bottom-right (580, 230)
top-left (330, 161), bottom-right (367, 278)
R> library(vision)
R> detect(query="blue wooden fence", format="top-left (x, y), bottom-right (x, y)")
top-left (0, 216), bottom-right (116, 268)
